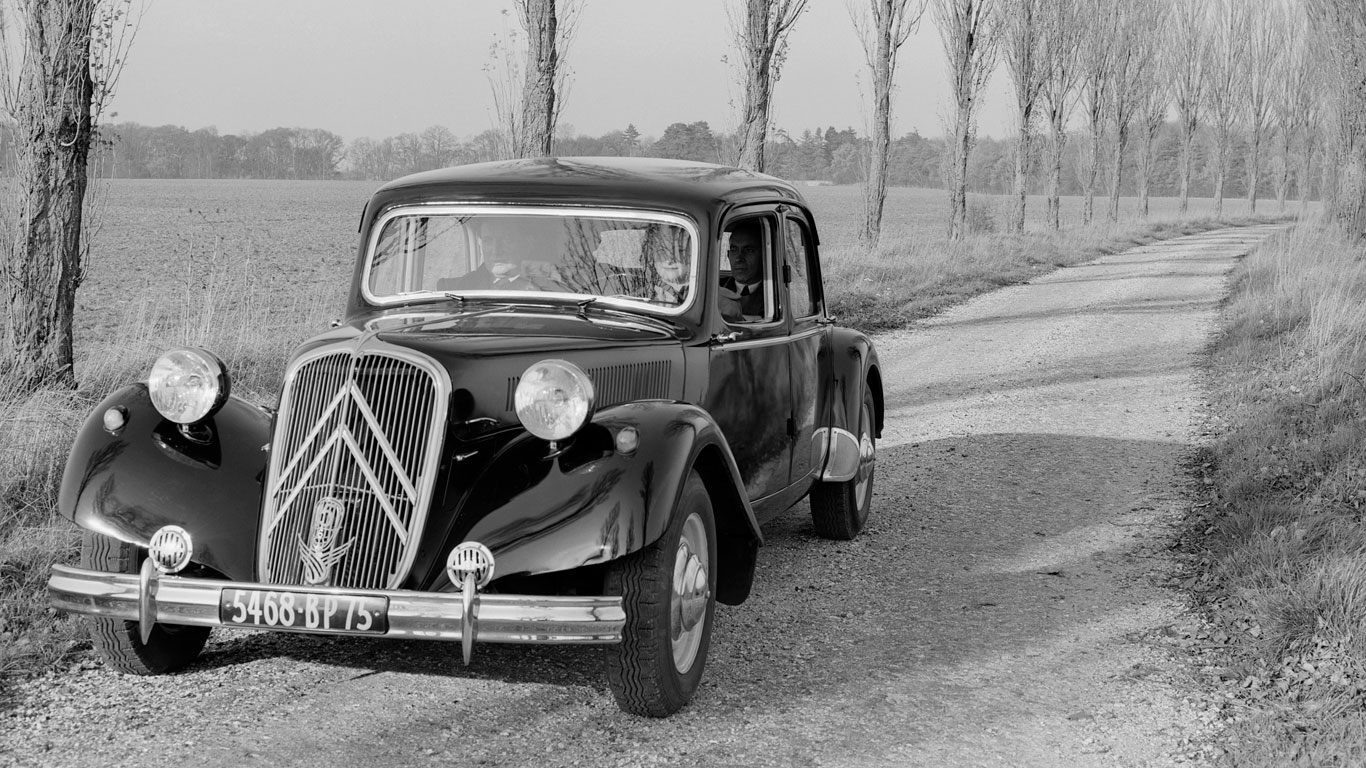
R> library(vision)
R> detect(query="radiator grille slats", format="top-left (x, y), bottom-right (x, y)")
top-left (259, 348), bottom-right (444, 590)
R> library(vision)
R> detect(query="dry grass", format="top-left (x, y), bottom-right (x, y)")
top-left (1198, 221), bottom-right (1366, 763)
top-left (0, 178), bottom-right (1302, 680)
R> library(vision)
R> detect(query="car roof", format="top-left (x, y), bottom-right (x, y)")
top-left (366, 157), bottom-right (808, 221)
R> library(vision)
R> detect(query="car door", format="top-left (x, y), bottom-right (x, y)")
top-left (702, 209), bottom-right (794, 506)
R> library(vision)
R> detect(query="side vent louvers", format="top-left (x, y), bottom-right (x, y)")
top-left (504, 360), bottom-right (671, 414)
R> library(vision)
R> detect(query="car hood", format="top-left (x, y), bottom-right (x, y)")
top-left (288, 303), bottom-right (687, 426)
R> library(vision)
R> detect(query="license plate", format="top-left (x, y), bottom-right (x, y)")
top-left (219, 588), bottom-right (389, 635)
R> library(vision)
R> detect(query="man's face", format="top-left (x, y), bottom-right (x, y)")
top-left (727, 228), bottom-right (762, 284)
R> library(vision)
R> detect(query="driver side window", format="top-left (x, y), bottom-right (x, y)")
top-left (719, 217), bottom-right (775, 324)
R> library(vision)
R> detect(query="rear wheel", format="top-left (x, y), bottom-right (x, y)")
top-left (606, 470), bottom-right (716, 717)
top-left (80, 530), bottom-right (210, 674)
top-left (811, 388), bottom-right (876, 540)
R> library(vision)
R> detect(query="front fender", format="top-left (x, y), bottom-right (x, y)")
top-left (418, 402), bottom-right (761, 591)
top-left (58, 384), bottom-right (272, 581)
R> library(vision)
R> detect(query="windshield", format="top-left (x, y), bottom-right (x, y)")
top-left (364, 206), bottom-right (697, 311)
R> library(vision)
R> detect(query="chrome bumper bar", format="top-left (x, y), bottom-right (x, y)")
top-left (49, 563), bottom-right (626, 647)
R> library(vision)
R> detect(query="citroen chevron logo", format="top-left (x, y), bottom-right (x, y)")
top-left (300, 497), bottom-right (354, 585)
top-left (265, 380), bottom-right (418, 549)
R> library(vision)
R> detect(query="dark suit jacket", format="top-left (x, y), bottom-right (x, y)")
top-left (720, 276), bottom-right (764, 317)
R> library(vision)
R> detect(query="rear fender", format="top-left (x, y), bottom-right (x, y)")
top-left (422, 402), bottom-right (763, 603)
top-left (826, 328), bottom-right (881, 434)
top-left (58, 385), bottom-right (272, 581)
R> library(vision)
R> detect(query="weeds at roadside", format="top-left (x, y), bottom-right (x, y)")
top-left (824, 214), bottom-right (1287, 333)
top-left (1193, 221), bottom-right (1366, 764)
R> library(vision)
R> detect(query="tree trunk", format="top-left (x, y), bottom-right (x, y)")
top-left (737, 0), bottom-right (776, 171)
top-left (516, 0), bottom-right (558, 158)
top-left (1045, 114), bottom-right (1065, 230)
top-left (1011, 117), bottom-right (1030, 234)
top-left (1107, 124), bottom-right (1128, 222)
top-left (1213, 123), bottom-right (1231, 218)
top-left (1177, 120), bottom-right (1195, 214)
top-left (1137, 129), bottom-right (1156, 218)
top-left (1275, 132), bottom-right (1292, 211)
top-left (5, 0), bottom-right (97, 391)
top-left (1247, 130), bottom-right (1262, 213)
top-left (860, 4), bottom-right (894, 246)
top-left (1335, 136), bottom-right (1366, 233)
top-left (1299, 133), bottom-right (1315, 210)
top-left (948, 109), bottom-right (971, 240)
top-left (1083, 129), bottom-right (1102, 225)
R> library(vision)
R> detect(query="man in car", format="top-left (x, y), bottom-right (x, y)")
top-left (719, 220), bottom-right (765, 320)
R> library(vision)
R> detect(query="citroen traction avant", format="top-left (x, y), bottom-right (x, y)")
top-left (49, 157), bottom-right (882, 716)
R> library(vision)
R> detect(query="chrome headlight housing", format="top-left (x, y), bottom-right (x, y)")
top-left (514, 359), bottom-right (595, 441)
top-left (147, 347), bottom-right (230, 424)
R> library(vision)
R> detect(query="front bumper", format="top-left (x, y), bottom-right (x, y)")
top-left (49, 563), bottom-right (626, 647)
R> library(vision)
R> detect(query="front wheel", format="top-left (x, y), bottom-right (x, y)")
top-left (811, 388), bottom-right (876, 540)
top-left (606, 470), bottom-right (717, 717)
top-left (80, 531), bottom-right (210, 674)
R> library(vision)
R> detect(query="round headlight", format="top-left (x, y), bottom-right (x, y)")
top-left (147, 348), bottom-right (229, 424)
top-left (514, 359), bottom-right (595, 441)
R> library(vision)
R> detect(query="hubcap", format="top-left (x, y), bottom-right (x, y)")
top-left (670, 512), bottom-right (710, 673)
top-left (854, 403), bottom-right (876, 509)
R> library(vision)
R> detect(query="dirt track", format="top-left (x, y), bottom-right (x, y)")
top-left (0, 225), bottom-right (1285, 767)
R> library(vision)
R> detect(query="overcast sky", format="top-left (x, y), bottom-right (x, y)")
top-left (106, 0), bottom-right (1016, 144)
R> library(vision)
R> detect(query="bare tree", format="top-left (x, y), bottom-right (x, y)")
top-left (1165, 0), bottom-right (1208, 214)
top-left (851, 0), bottom-right (926, 245)
top-left (1306, 0), bottom-right (1366, 233)
top-left (1076, 0), bottom-right (1117, 225)
top-left (1106, 0), bottom-right (1167, 222)
top-left (0, 0), bottom-right (139, 390)
top-left (999, 0), bottom-right (1046, 234)
top-left (1241, 0), bottom-right (1285, 213)
top-left (1134, 6), bottom-right (1171, 219)
top-left (933, 0), bottom-right (998, 240)
top-left (1271, 5), bottom-right (1308, 211)
top-left (1294, 48), bottom-right (1321, 210)
top-left (486, 1), bottom-right (579, 159)
top-left (730, 0), bottom-right (808, 171)
top-left (1037, 0), bottom-right (1083, 230)
top-left (1204, 0), bottom-right (1248, 218)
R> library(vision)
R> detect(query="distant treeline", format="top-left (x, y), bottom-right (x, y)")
top-left (0, 119), bottom-right (1296, 199)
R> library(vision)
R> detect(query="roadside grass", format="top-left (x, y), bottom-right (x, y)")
top-left (824, 215), bottom-right (1281, 332)
top-left (1197, 222), bottom-right (1366, 764)
top-left (0, 178), bottom-right (1299, 683)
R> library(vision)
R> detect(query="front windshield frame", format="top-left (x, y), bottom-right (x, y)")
top-left (360, 204), bottom-right (701, 315)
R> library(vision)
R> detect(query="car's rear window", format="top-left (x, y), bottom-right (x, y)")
top-left (365, 207), bottom-right (697, 311)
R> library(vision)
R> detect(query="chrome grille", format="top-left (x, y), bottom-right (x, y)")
top-left (258, 346), bottom-right (449, 589)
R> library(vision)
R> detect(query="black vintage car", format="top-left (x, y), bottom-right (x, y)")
top-left (50, 157), bottom-right (883, 716)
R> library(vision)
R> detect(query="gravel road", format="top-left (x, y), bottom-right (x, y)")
top-left (0, 225), bottom-right (1285, 767)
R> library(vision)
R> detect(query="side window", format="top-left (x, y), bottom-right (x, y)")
top-left (784, 216), bottom-right (816, 318)
top-left (719, 217), bottom-right (777, 324)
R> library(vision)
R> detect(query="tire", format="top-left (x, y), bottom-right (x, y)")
top-left (80, 530), bottom-right (210, 674)
top-left (606, 470), bottom-right (717, 717)
top-left (811, 387), bottom-right (876, 540)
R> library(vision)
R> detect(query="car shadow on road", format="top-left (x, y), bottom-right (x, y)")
top-left (188, 615), bottom-right (613, 691)
top-left (678, 431), bottom-right (1199, 743)
top-left (174, 429), bottom-right (1198, 741)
